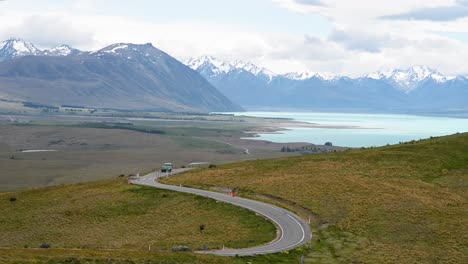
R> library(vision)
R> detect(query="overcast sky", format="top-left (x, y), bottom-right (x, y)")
top-left (1, 0), bottom-right (468, 76)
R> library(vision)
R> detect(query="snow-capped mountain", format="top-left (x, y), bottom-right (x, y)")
top-left (187, 56), bottom-right (467, 111)
top-left (43, 45), bottom-right (81, 56)
top-left (231, 61), bottom-right (277, 80)
top-left (367, 66), bottom-right (447, 92)
top-left (186, 56), bottom-right (233, 75)
top-left (0, 38), bottom-right (42, 61)
top-left (186, 56), bottom-right (277, 80)
top-left (93, 43), bottom-right (133, 55)
top-left (90, 43), bottom-right (175, 65)
top-left (0, 39), bottom-right (466, 112)
top-left (284, 70), bottom-right (338, 81)
top-left (186, 56), bottom-right (341, 82)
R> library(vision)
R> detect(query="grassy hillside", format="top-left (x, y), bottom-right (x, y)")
top-left (0, 178), bottom-right (277, 263)
top-left (164, 133), bottom-right (468, 263)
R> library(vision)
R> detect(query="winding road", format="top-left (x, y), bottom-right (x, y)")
top-left (132, 169), bottom-right (312, 256)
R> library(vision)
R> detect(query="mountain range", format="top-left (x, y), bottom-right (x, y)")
top-left (0, 39), bottom-right (242, 113)
top-left (186, 56), bottom-right (468, 112)
top-left (1, 38), bottom-right (466, 114)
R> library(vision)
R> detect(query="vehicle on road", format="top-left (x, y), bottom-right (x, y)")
top-left (161, 163), bottom-right (173, 173)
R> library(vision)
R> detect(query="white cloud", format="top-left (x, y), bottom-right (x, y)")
top-left (73, 0), bottom-right (97, 11)
top-left (382, 0), bottom-right (468, 21)
top-left (0, 15), bottom-right (94, 48)
top-left (0, 1), bottom-right (467, 77)
top-left (270, 0), bottom-right (468, 76)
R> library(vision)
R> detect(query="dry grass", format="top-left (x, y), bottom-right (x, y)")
top-left (164, 133), bottom-right (468, 263)
top-left (0, 248), bottom-right (237, 264)
top-left (0, 123), bottom-right (298, 191)
top-left (0, 178), bottom-right (275, 255)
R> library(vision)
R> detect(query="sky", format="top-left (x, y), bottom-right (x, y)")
top-left (1, 0), bottom-right (468, 77)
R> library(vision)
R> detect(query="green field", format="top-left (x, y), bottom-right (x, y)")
top-left (0, 177), bottom-right (281, 263)
top-left (164, 133), bottom-right (468, 263)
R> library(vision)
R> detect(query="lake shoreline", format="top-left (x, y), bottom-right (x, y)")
top-left (232, 111), bottom-right (468, 148)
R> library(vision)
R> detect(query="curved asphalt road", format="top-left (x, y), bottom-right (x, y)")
top-left (131, 169), bottom-right (312, 256)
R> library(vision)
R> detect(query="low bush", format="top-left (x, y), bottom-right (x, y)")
top-left (39, 242), bottom-right (50, 249)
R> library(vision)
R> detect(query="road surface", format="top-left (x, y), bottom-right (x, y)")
top-left (131, 169), bottom-right (312, 256)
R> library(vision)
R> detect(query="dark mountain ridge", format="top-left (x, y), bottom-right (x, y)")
top-left (0, 40), bottom-right (242, 113)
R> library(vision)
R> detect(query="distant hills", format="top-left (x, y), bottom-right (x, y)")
top-left (186, 56), bottom-right (468, 112)
top-left (0, 39), bottom-right (242, 113)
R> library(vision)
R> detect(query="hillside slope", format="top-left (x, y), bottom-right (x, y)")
top-left (164, 133), bottom-right (468, 263)
top-left (0, 43), bottom-right (242, 113)
top-left (0, 178), bottom-right (276, 263)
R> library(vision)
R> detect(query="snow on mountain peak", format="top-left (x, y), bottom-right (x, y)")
top-left (92, 43), bottom-right (130, 55)
top-left (284, 71), bottom-right (314, 80)
top-left (0, 38), bottom-right (41, 60)
top-left (90, 43), bottom-right (161, 61)
top-left (43, 45), bottom-right (80, 56)
top-left (186, 56), bottom-right (234, 75)
top-left (284, 70), bottom-right (337, 81)
top-left (185, 56), bottom-right (277, 79)
top-left (105, 44), bottom-right (128, 53)
top-left (186, 56), bottom-right (344, 82)
top-left (367, 66), bottom-right (448, 92)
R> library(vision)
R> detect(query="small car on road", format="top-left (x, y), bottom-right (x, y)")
top-left (161, 163), bottom-right (173, 173)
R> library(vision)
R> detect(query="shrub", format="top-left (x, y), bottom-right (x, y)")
top-left (199, 224), bottom-right (206, 233)
top-left (39, 242), bottom-right (50, 249)
top-left (209, 164), bottom-right (217, 169)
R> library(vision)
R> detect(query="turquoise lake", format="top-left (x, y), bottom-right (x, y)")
top-left (232, 112), bottom-right (468, 148)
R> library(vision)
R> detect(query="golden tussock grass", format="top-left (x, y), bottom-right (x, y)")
top-left (164, 133), bottom-right (468, 263)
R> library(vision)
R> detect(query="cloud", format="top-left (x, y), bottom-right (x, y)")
top-left (382, 1), bottom-right (468, 21)
top-left (1, 1), bottom-right (468, 77)
top-left (327, 29), bottom-right (401, 53)
top-left (265, 34), bottom-right (345, 61)
top-left (272, 0), bottom-right (328, 14)
top-left (0, 15), bottom-right (94, 48)
top-left (293, 0), bottom-right (324, 6)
